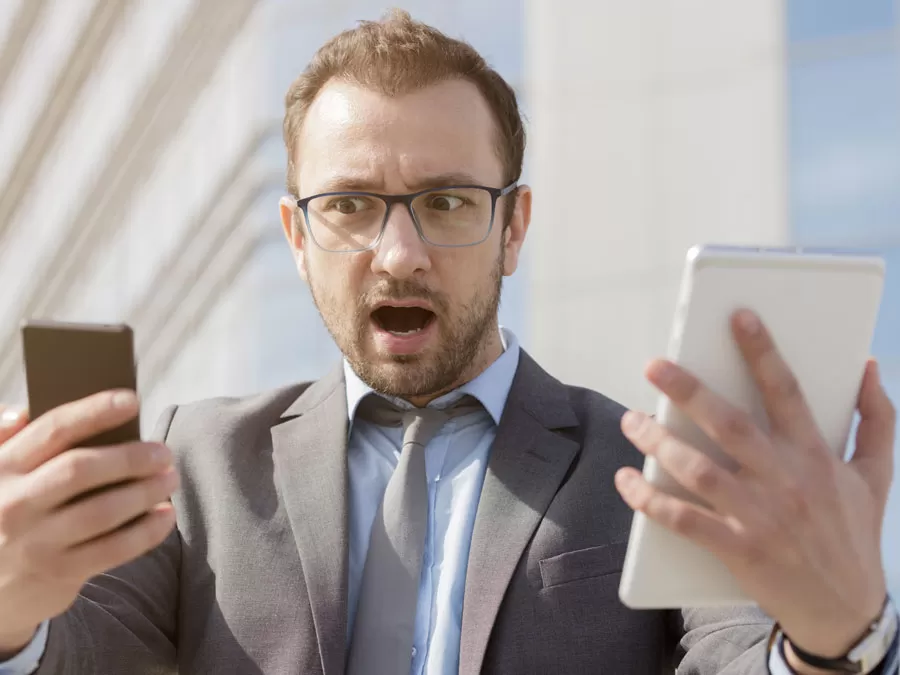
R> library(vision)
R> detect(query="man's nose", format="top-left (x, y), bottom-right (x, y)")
top-left (371, 203), bottom-right (431, 279)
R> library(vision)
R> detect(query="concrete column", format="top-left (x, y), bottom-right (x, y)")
top-left (525, 0), bottom-right (788, 410)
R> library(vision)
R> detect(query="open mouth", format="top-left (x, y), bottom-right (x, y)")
top-left (371, 305), bottom-right (436, 336)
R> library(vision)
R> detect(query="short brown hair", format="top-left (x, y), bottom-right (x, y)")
top-left (282, 9), bottom-right (525, 199)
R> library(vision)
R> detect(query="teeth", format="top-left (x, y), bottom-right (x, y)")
top-left (388, 328), bottom-right (423, 336)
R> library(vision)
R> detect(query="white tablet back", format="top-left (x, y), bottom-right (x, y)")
top-left (618, 245), bottom-right (885, 609)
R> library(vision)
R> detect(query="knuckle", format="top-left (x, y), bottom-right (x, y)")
top-left (667, 503), bottom-right (697, 535)
top-left (0, 492), bottom-right (28, 535)
top-left (58, 452), bottom-right (96, 487)
top-left (718, 411), bottom-right (755, 444)
top-left (41, 420), bottom-right (70, 449)
top-left (690, 459), bottom-right (720, 494)
top-left (781, 482), bottom-right (811, 520)
top-left (669, 372), bottom-right (701, 403)
top-left (767, 369), bottom-right (803, 402)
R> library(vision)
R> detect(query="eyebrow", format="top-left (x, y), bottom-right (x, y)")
top-left (313, 171), bottom-right (485, 195)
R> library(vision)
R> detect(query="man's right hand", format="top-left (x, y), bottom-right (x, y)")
top-left (0, 391), bottom-right (179, 658)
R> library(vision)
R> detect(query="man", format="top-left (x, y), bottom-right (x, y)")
top-left (0, 10), bottom-right (897, 675)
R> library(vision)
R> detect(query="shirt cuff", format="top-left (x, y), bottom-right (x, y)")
top-left (768, 613), bottom-right (900, 675)
top-left (881, 626), bottom-right (899, 675)
top-left (0, 621), bottom-right (48, 675)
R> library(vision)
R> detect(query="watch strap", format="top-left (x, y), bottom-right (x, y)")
top-left (789, 637), bottom-right (862, 673)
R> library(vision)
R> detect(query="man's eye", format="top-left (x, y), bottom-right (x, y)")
top-left (329, 198), bottom-right (370, 214)
top-left (426, 194), bottom-right (465, 211)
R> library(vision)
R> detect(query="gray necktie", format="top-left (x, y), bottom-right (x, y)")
top-left (347, 394), bottom-right (481, 675)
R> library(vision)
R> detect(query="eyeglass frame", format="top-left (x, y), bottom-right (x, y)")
top-left (294, 181), bottom-right (519, 253)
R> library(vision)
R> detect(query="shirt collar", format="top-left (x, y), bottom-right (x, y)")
top-left (343, 327), bottom-right (520, 427)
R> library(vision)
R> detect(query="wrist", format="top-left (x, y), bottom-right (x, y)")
top-left (0, 624), bottom-right (39, 660)
top-left (771, 596), bottom-right (898, 675)
top-left (790, 594), bottom-right (889, 658)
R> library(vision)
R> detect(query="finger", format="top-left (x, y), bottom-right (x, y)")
top-left (5, 390), bottom-right (139, 472)
top-left (45, 469), bottom-right (179, 548)
top-left (25, 442), bottom-right (172, 512)
top-left (730, 310), bottom-right (821, 448)
top-left (65, 502), bottom-right (177, 579)
top-left (645, 360), bottom-right (776, 476)
top-left (621, 411), bottom-right (751, 517)
top-left (615, 467), bottom-right (741, 557)
top-left (0, 406), bottom-right (29, 446)
top-left (851, 360), bottom-right (896, 501)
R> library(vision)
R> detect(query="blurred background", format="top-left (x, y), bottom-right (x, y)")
top-left (0, 0), bottom-right (896, 593)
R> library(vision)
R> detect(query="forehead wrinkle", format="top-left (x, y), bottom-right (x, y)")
top-left (295, 79), bottom-right (503, 197)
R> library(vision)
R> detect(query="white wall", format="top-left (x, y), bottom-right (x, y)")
top-left (525, 1), bottom-right (788, 410)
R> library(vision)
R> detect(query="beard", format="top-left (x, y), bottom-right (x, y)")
top-left (308, 251), bottom-right (504, 399)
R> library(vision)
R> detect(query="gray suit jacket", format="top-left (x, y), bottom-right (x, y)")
top-left (36, 351), bottom-right (773, 674)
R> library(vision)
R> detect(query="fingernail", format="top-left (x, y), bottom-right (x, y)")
top-left (621, 411), bottom-right (645, 434)
top-left (736, 309), bottom-right (761, 335)
top-left (112, 390), bottom-right (137, 409)
top-left (0, 409), bottom-right (21, 426)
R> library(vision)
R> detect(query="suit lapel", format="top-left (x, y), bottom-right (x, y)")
top-left (271, 364), bottom-right (349, 675)
top-left (459, 352), bottom-right (580, 675)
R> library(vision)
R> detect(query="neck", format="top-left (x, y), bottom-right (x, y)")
top-left (406, 324), bottom-right (505, 407)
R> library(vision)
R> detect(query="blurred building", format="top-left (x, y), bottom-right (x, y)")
top-left (0, 0), bottom-right (896, 590)
top-left (0, 0), bottom-right (526, 426)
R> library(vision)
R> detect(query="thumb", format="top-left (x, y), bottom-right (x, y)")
top-left (0, 405), bottom-right (30, 445)
top-left (850, 359), bottom-right (896, 501)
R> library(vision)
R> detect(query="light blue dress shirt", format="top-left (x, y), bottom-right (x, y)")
top-left (344, 328), bottom-right (519, 675)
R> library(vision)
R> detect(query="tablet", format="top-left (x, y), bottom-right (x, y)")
top-left (618, 245), bottom-right (885, 609)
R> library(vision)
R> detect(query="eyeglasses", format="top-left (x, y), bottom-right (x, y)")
top-left (295, 182), bottom-right (518, 253)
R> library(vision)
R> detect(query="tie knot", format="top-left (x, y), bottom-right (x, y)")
top-left (356, 393), bottom-right (481, 425)
top-left (356, 394), bottom-right (483, 449)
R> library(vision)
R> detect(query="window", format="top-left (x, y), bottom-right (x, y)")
top-left (787, 0), bottom-right (900, 596)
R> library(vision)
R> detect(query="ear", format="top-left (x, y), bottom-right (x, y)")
top-left (501, 185), bottom-right (531, 277)
top-left (280, 196), bottom-right (308, 282)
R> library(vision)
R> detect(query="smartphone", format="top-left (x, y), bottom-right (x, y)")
top-left (22, 320), bottom-right (140, 447)
top-left (619, 245), bottom-right (885, 609)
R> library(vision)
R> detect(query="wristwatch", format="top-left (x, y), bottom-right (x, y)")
top-left (769, 596), bottom-right (898, 674)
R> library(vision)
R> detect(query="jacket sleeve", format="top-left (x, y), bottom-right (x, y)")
top-left (34, 406), bottom-right (182, 675)
top-left (671, 606), bottom-right (773, 674)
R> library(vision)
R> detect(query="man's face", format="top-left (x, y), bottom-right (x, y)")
top-left (280, 79), bottom-right (530, 400)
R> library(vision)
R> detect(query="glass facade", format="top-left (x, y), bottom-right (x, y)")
top-left (787, 0), bottom-right (900, 595)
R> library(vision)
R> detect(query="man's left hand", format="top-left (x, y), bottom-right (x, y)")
top-left (615, 309), bottom-right (896, 659)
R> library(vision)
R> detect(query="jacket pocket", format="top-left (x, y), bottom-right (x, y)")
top-left (539, 541), bottom-right (629, 589)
